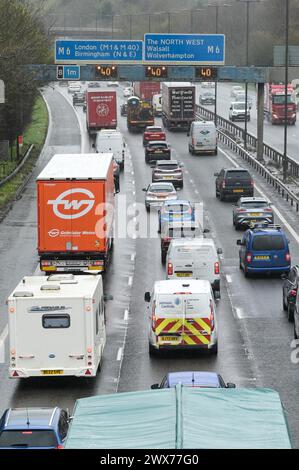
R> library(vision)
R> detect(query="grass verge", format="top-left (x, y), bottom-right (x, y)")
top-left (0, 94), bottom-right (48, 211)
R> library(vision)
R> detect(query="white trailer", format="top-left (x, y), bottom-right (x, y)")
top-left (8, 274), bottom-right (106, 379)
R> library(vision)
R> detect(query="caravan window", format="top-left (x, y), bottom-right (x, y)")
top-left (42, 315), bottom-right (70, 329)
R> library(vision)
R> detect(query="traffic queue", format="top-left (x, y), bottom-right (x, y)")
top-left (0, 80), bottom-right (296, 449)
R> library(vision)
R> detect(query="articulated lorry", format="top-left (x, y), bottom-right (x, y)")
top-left (127, 96), bottom-right (154, 132)
top-left (264, 83), bottom-right (297, 125)
top-left (86, 90), bottom-right (117, 134)
top-left (37, 153), bottom-right (115, 274)
top-left (162, 82), bottom-right (196, 131)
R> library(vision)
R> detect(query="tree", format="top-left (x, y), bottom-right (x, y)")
top-left (0, 0), bottom-right (51, 149)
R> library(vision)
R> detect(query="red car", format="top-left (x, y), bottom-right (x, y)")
top-left (143, 126), bottom-right (166, 146)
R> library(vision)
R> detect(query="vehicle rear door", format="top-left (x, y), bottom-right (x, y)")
top-left (172, 246), bottom-right (194, 278)
top-left (193, 246), bottom-right (214, 281)
top-left (15, 297), bottom-right (86, 373)
top-left (154, 294), bottom-right (184, 346)
top-left (182, 294), bottom-right (211, 347)
top-left (226, 170), bottom-right (251, 194)
top-left (251, 234), bottom-right (288, 268)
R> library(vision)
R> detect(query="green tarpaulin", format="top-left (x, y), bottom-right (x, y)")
top-left (65, 387), bottom-right (292, 449)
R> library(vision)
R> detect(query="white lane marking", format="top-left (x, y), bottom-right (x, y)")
top-left (226, 274), bottom-right (232, 283)
top-left (133, 191), bottom-right (136, 196)
top-left (124, 310), bottom-right (129, 322)
top-left (0, 325), bottom-right (8, 363)
top-left (194, 189), bottom-right (199, 195)
top-left (235, 307), bottom-right (245, 319)
top-left (116, 347), bottom-right (123, 361)
top-left (220, 148), bottom-right (299, 244)
top-left (131, 171), bottom-right (134, 176)
top-left (190, 179), bottom-right (194, 184)
top-left (131, 253), bottom-right (136, 262)
top-left (128, 276), bottom-right (133, 287)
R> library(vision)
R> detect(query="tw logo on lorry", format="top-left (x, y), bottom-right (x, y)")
top-left (48, 189), bottom-right (95, 220)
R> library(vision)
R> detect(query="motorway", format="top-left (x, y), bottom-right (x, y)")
top-left (197, 82), bottom-right (299, 163)
top-left (0, 82), bottom-right (299, 446)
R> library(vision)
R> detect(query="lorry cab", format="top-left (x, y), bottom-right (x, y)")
top-left (145, 279), bottom-right (218, 355)
top-left (95, 129), bottom-right (126, 169)
top-left (188, 120), bottom-right (217, 155)
top-left (8, 274), bottom-right (106, 379)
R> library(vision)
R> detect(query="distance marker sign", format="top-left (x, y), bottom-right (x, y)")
top-left (143, 34), bottom-right (225, 65)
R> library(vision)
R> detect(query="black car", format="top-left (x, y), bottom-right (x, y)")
top-left (200, 91), bottom-right (216, 105)
top-left (73, 92), bottom-right (86, 107)
top-left (215, 167), bottom-right (254, 201)
top-left (145, 141), bottom-right (171, 164)
top-left (282, 265), bottom-right (299, 322)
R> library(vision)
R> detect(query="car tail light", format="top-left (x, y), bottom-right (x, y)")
top-left (163, 237), bottom-right (171, 242)
top-left (210, 300), bottom-right (215, 331)
top-left (264, 208), bottom-right (273, 212)
top-left (290, 289), bottom-right (297, 297)
top-left (286, 253), bottom-right (291, 262)
top-left (222, 180), bottom-right (226, 189)
top-left (237, 208), bottom-right (246, 213)
top-left (56, 445), bottom-right (64, 450)
top-left (168, 263), bottom-right (173, 276)
top-left (246, 252), bottom-right (252, 263)
top-left (214, 262), bottom-right (220, 275)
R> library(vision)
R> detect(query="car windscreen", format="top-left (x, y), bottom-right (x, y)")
top-left (146, 127), bottom-right (162, 133)
top-left (156, 164), bottom-right (178, 170)
top-left (273, 95), bottom-right (295, 105)
top-left (164, 204), bottom-right (190, 213)
top-left (252, 235), bottom-right (285, 251)
top-left (241, 201), bottom-right (268, 208)
top-left (233, 103), bottom-right (246, 110)
top-left (226, 171), bottom-right (250, 180)
top-left (0, 430), bottom-right (58, 448)
top-left (150, 185), bottom-right (173, 193)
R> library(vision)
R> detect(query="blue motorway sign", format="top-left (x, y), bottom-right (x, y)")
top-left (56, 65), bottom-right (80, 80)
top-left (55, 40), bottom-right (143, 64)
top-left (144, 34), bottom-right (225, 65)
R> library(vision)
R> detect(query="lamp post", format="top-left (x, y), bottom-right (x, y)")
top-left (206, 3), bottom-right (232, 126)
top-left (283, 0), bottom-right (289, 183)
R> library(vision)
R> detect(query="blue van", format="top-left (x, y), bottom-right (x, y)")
top-left (237, 224), bottom-right (291, 276)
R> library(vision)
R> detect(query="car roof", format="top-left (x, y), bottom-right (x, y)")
top-left (249, 227), bottom-right (285, 236)
top-left (239, 197), bottom-right (268, 203)
top-left (154, 279), bottom-right (211, 294)
top-left (166, 372), bottom-right (221, 388)
top-left (2, 408), bottom-right (60, 430)
top-left (170, 237), bottom-right (215, 247)
top-left (163, 199), bottom-right (190, 206)
top-left (224, 167), bottom-right (249, 172)
top-left (156, 160), bottom-right (178, 165)
top-left (145, 126), bottom-right (163, 131)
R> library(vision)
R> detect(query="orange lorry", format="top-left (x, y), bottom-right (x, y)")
top-left (37, 153), bottom-right (115, 274)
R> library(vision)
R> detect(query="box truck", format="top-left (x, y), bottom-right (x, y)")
top-left (133, 82), bottom-right (161, 101)
top-left (8, 274), bottom-right (106, 378)
top-left (37, 153), bottom-right (115, 274)
top-left (162, 82), bottom-right (195, 131)
top-left (86, 90), bottom-right (117, 134)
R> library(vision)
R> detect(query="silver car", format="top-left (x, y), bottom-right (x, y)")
top-left (151, 160), bottom-right (184, 188)
top-left (233, 197), bottom-right (274, 230)
top-left (143, 182), bottom-right (177, 212)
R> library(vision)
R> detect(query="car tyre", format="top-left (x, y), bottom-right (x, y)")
top-left (149, 343), bottom-right (157, 356)
top-left (283, 295), bottom-right (288, 311)
top-left (287, 304), bottom-right (295, 323)
top-left (294, 323), bottom-right (298, 339)
top-left (146, 205), bottom-right (150, 213)
top-left (219, 192), bottom-right (225, 201)
top-left (210, 342), bottom-right (218, 355)
top-left (161, 251), bottom-right (166, 264)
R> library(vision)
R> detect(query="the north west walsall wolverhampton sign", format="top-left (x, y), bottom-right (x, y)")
top-left (55, 34), bottom-right (225, 66)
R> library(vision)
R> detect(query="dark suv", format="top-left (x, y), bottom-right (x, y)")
top-left (282, 265), bottom-right (299, 322)
top-left (215, 167), bottom-right (254, 201)
top-left (145, 141), bottom-right (171, 163)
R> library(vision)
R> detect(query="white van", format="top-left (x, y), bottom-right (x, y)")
top-left (145, 279), bottom-right (218, 355)
top-left (166, 238), bottom-right (222, 297)
top-left (8, 274), bottom-right (106, 379)
top-left (152, 93), bottom-right (162, 116)
top-left (95, 129), bottom-right (125, 169)
top-left (188, 120), bottom-right (217, 155)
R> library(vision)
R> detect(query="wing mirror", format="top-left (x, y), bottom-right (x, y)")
top-left (144, 292), bottom-right (151, 302)
top-left (236, 239), bottom-right (243, 246)
top-left (226, 383), bottom-right (236, 388)
top-left (151, 383), bottom-right (159, 389)
top-left (203, 228), bottom-right (210, 234)
top-left (214, 172), bottom-right (219, 177)
top-left (142, 188), bottom-right (147, 192)
top-left (217, 248), bottom-right (223, 254)
top-left (281, 273), bottom-right (288, 280)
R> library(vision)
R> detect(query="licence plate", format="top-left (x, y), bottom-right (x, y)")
top-left (249, 213), bottom-right (262, 217)
top-left (164, 176), bottom-right (173, 179)
top-left (254, 255), bottom-right (270, 260)
top-left (176, 272), bottom-right (192, 277)
top-left (41, 370), bottom-right (64, 375)
top-left (159, 336), bottom-right (180, 343)
top-left (155, 150), bottom-right (163, 154)
top-left (233, 189), bottom-right (244, 193)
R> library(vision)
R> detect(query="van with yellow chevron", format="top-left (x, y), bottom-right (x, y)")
top-left (144, 280), bottom-right (218, 356)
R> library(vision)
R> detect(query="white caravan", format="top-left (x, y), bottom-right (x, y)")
top-left (8, 274), bottom-right (106, 379)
